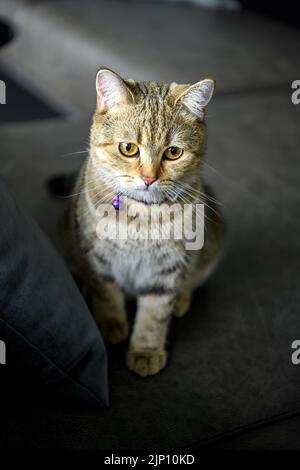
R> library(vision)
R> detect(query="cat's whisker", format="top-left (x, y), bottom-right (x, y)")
top-left (78, 188), bottom-right (118, 218)
top-left (175, 180), bottom-right (224, 206)
top-left (62, 186), bottom-right (99, 199)
top-left (164, 188), bottom-right (208, 235)
top-left (60, 149), bottom-right (90, 158)
top-left (94, 191), bottom-right (117, 208)
top-left (175, 191), bottom-right (214, 229)
top-left (203, 162), bottom-right (222, 175)
top-left (64, 176), bottom-right (110, 199)
top-left (173, 183), bottom-right (222, 219)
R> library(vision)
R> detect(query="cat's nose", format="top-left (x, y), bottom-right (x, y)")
top-left (142, 176), bottom-right (157, 186)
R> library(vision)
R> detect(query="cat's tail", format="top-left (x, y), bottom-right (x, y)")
top-left (46, 172), bottom-right (77, 198)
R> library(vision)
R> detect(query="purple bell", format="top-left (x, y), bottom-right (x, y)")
top-left (112, 195), bottom-right (120, 210)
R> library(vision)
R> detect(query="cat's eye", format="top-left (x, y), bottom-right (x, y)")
top-left (164, 146), bottom-right (183, 160)
top-left (119, 142), bottom-right (139, 157)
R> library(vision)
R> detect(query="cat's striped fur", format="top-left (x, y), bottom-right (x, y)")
top-left (64, 69), bottom-right (224, 377)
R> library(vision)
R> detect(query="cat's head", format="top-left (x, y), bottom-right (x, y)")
top-left (90, 68), bottom-right (215, 204)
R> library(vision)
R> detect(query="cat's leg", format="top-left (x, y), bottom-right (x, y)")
top-left (174, 205), bottom-right (225, 318)
top-left (173, 256), bottom-right (220, 319)
top-left (92, 280), bottom-right (129, 344)
top-left (174, 289), bottom-right (192, 318)
top-left (126, 293), bottom-right (175, 377)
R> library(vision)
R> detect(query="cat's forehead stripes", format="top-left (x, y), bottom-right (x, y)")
top-left (92, 77), bottom-right (208, 155)
top-left (138, 99), bottom-right (170, 145)
top-left (133, 82), bottom-right (171, 100)
top-left (127, 82), bottom-right (175, 147)
top-left (99, 83), bottom-right (174, 146)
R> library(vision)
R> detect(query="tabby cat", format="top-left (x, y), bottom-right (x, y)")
top-left (65, 68), bottom-right (224, 377)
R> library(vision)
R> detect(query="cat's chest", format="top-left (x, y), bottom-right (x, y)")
top-left (93, 238), bottom-right (174, 294)
top-left (84, 199), bottom-right (186, 293)
top-left (109, 241), bottom-right (160, 292)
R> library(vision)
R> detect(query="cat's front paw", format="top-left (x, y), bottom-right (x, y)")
top-left (126, 348), bottom-right (167, 377)
top-left (99, 318), bottom-right (129, 344)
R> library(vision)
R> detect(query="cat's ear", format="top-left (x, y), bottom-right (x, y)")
top-left (96, 68), bottom-right (134, 113)
top-left (175, 79), bottom-right (215, 120)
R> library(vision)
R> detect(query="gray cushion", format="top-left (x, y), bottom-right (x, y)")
top-left (0, 177), bottom-right (108, 407)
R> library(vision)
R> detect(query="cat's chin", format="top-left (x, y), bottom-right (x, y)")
top-left (121, 188), bottom-right (172, 205)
